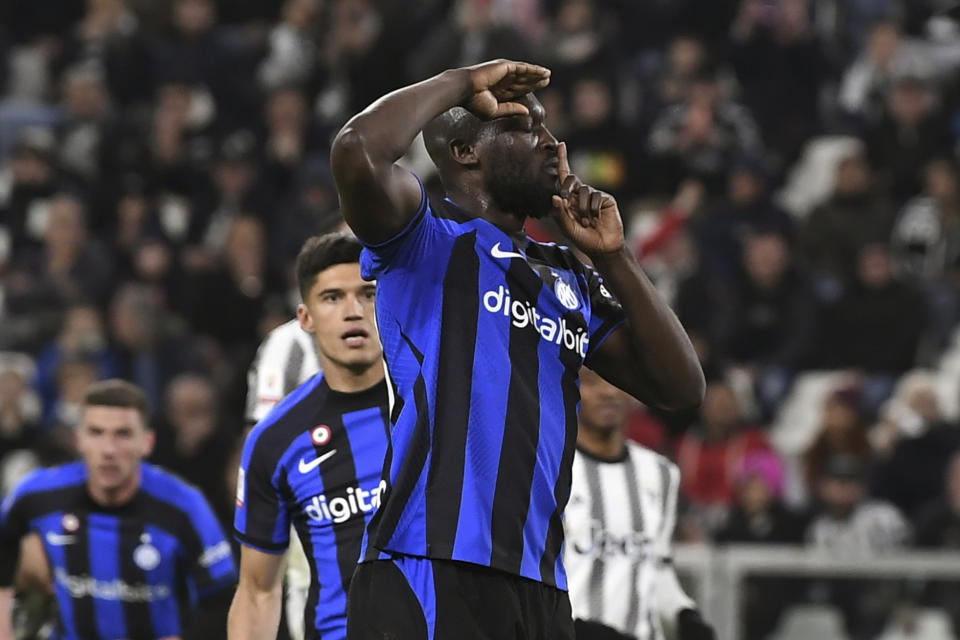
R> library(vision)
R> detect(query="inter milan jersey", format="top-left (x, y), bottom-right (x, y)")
top-left (359, 180), bottom-right (626, 589)
top-left (235, 374), bottom-right (389, 640)
top-left (0, 462), bottom-right (236, 640)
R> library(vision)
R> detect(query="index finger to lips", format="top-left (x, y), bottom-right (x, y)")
top-left (557, 142), bottom-right (570, 182)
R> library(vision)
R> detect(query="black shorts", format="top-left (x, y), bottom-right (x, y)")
top-left (347, 555), bottom-right (575, 640)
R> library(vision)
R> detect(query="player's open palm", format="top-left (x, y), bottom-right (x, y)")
top-left (464, 59), bottom-right (551, 119)
top-left (551, 142), bottom-right (625, 257)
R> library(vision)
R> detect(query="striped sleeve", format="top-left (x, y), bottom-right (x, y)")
top-left (234, 428), bottom-right (290, 553)
top-left (180, 488), bottom-right (237, 596)
top-left (246, 323), bottom-right (304, 424)
top-left (359, 175), bottom-right (439, 279)
top-left (654, 458), bottom-right (681, 562)
top-left (583, 266), bottom-right (626, 361)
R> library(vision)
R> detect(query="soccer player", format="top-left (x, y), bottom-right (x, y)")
top-left (0, 379), bottom-right (236, 640)
top-left (331, 59), bottom-right (705, 639)
top-left (245, 299), bottom-right (323, 640)
top-left (229, 233), bottom-right (389, 640)
top-left (565, 368), bottom-right (715, 640)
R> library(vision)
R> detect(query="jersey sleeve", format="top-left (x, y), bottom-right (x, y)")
top-left (180, 488), bottom-right (237, 598)
top-left (583, 266), bottom-right (627, 360)
top-left (245, 331), bottom-right (290, 424)
top-left (233, 430), bottom-right (290, 553)
top-left (359, 175), bottom-right (443, 280)
top-left (0, 483), bottom-right (29, 587)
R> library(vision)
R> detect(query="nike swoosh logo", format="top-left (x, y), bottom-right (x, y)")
top-left (45, 532), bottom-right (76, 546)
top-left (491, 242), bottom-right (525, 260)
top-left (298, 449), bottom-right (337, 474)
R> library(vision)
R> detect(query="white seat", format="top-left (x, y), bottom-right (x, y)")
top-left (770, 604), bottom-right (850, 640)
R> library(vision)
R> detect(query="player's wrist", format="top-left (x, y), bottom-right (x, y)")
top-left (585, 244), bottom-right (631, 267)
top-left (441, 68), bottom-right (476, 106)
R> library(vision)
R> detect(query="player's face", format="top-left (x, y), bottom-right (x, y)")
top-left (299, 262), bottom-right (382, 373)
top-left (578, 368), bottom-right (632, 434)
top-left (481, 95), bottom-right (560, 220)
top-left (77, 405), bottom-right (154, 497)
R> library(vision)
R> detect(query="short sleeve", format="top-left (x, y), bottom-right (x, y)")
top-left (584, 266), bottom-right (627, 360)
top-left (654, 461), bottom-right (682, 563)
top-left (359, 175), bottom-right (440, 280)
top-left (245, 336), bottom-right (289, 424)
top-left (233, 431), bottom-right (290, 554)
top-left (181, 489), bottom-right (237, 597)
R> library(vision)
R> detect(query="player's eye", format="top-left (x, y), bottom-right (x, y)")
top-left (363, 289), bottom-right (376, 300)
top-left (323, 292), bottom-right (341, 302)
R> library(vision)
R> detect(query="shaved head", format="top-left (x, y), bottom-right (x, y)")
top-left (423, 107), bottom-right (485, 185)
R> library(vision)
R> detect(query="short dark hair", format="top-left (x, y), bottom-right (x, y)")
top-left (296, 232), bottom-right (363, 300)
top-left (82, 379), bottom-right (150, 428)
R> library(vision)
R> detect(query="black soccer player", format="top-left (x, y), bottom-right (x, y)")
top-left (229, 233), bottom-right (389, 640)
top-left (331, 59), bottom-right (705, 639)
top-left (0, 379), bottom-right (236, 640)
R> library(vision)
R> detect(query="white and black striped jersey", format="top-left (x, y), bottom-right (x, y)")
top-left (245, 319), bottom-right (322, 424)
top-left (565, 442), bottom-right (694, 640)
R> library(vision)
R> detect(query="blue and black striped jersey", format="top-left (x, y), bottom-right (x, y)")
top-left (0, 461), bottom-right (236, 640)
top-left (235, 374), bottom-right (389, 640)
top-left (359, 180), bottom-right (626, 589)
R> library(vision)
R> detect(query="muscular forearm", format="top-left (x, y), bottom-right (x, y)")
top-left (227, 582), bottom-right (282, 640)
top-left (592, 247), bottom-right (705, 410)
top-left (333, 69), bottom-right (471, 167)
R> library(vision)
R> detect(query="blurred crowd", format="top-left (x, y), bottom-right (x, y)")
top-left (2, 0), bottom-right (960, 637)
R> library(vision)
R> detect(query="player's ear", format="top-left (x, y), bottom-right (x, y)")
top-left (450, 139), bottom-right (479, 167)
top-left (297, 303), bottom-right (315, 334)
top-left (142, 429), bottom-right (156, 458)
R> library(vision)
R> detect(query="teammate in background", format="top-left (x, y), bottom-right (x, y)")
top-left (565, 368), bottom-right (715, 640)
top-left (0, 379), bottom-right (236, 640)
top-left (245, 285), bottom-right (322, 640)
top-left (229, 233), bottom-right (389, 640)
top-left (331, 59), bottom-right (704, 639)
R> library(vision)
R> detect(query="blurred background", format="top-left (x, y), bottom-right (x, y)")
top-left (2, 0), bottom-right (960, 638)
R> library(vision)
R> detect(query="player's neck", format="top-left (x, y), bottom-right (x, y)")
top-left (324, 362), bottom-right (384, 394)
top-left (87, 467), bottom-right (142, 508)
top-left (446, 186), bottom-right (526, 233)
top-left (577, 426), bottom-right (626, 461)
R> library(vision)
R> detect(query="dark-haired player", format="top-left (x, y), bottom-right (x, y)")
top-left (229, 233), bottom-right (389, 640)
top-left (0, 379), bottom-right (236, 640)
top-left (331, 59), bottom-right (705, 639)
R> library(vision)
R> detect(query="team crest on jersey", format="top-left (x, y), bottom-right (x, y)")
top-left (311, 425), bottom-right (332, 446)
top-left (62, 513), bottom-right (79, 532)
top-left (133, 541), bottom-right (161, 571)
top-left (554, 279), bottom-right (580, 310)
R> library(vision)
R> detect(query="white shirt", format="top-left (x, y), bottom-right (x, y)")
top-left (565, 442), bottom-right (694, 640)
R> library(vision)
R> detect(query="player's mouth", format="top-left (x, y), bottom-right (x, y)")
top-left (544, 157), bottom-right (559, 176)
top-left (342, 328), bottom-right (369, 348)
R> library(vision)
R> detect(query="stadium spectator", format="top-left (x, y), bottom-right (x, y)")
top-left (799, 149), bottom-right (896, 289)
top-left (153, 373), bottom-right (233, 523)
top-left (677, 381), bottom-right (770, 532)
top-left (815, 244), bottom-right (926, 397)
top-left (871, 374), bottom-right (960, 520)
top-left (863, 73), bottom-right (953, 203)
top-left (648, 64), bottom-right (764, 195)
top-left (803, 385), bottom-right (872, 491)
top-left (730, 0), bottom-right (828, 163)
top-left (716, 231), bottom-right (817, 414)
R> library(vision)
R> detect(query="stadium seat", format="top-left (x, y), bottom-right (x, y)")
top-left (769, 605), bottom-right (850, 640)
top-left (879, 608), bottom-right (956, 640)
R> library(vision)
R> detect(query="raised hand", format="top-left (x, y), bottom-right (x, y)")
top-left (551, 142), bottom-right (625, 257)
top-left (464, 59), bottom-right (551, 120)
